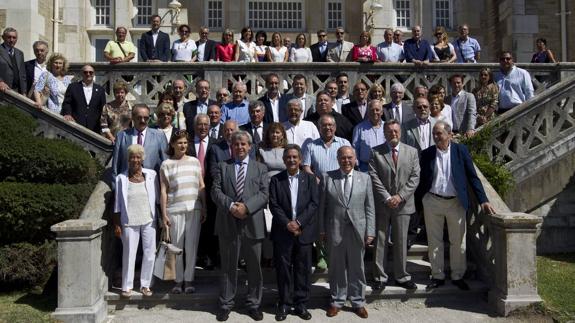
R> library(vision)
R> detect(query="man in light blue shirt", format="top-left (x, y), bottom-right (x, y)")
top-left (221, 82), bottom-right (250, 126)
top-left (452, 24), bottom-right (481, 63)
top-left (377, 29), bottom-right (405, 63)
top-left (494, 51), bottom-right (534, 113)
top-left (352, 100), bottom-right (386, 172)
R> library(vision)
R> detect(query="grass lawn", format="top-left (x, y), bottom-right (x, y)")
top-left (537, 253), bottom-right (575, 322)
top-left (0, 291), bottom-right (56, 323)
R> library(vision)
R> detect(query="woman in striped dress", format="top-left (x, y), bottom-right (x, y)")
top-left (160, 130), bottom-right (206, 294)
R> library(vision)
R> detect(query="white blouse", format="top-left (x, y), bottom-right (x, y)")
top-left (172, 39), bottom-right (197, 62)
top-left (289, 47), bottom-right (313, 62)
top-left (268, 46), bottom-right (288, 62)
top-left (236, 39), bottom-right (256, 62)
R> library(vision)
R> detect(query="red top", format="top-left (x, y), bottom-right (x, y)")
top-left (351, 45), bottom-right (379, 62)
top-left (216, 43), bottom-right (236, 62)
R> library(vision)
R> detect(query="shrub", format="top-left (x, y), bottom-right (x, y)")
top-left (0, 105), bottom-right (37, 137)
top-left (0, 241), bottom-right (57, 291)
top-left (0, 182), bottom-right (94, 245)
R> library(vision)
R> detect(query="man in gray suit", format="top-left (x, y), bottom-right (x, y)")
top-left (369, 119), bottom-right (420, 291)
top-left (0, 27), bottom-right (26, 94)
top-left (446, 74), bottom-right (477, 137)
top-left (211, 130), bottom-right (269, 322)
top-left (382, 83), bottom-right (415, 126)
top-left (319, 146), bottom-right (375, 319)
top-left (111, 104), bottom-right (168, 183)
top-left (404, 97), bottom-right (435, 153)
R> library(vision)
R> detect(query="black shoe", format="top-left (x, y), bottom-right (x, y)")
top-left (372, 281), bottom-right (386, 291)
top-left (293, 307), bottom-right (312, 320)
top-left (216, 309), bottom-right (231, 321)
top-left (248, 308), bottom-right (264, 321)
top-left (426, 279), bottom-right (445, 290)
top-left (452, 279), bottom-right (470, 291)
top-left (396, 280), bottom-right (417, 290)
top-left (275, 306), bottom-right (288, 321)
top-left (204, 257), bottom-right (215, 270)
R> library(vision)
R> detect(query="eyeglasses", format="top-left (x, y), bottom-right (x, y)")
top-left (336, 32), bottom-right (344, 35)
top-left (318, 34), bottom-right (327, 37)
top-left (435, 33), bottom-right (442, 37)
top-left (83, 71), bottom-right (94, 75)
top-left (180, 30), bottom-right (190, 34)
top-left (500, 57), bottom-right (513, 61)
top-left (135, 116), bottom-right (150, 121)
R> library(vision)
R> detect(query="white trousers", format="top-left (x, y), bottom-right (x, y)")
top-left (121, 221), bottom-right (156, 292)
top-left (422, 193), bottom-right (467, 280)
top-left (169, 210), bottom-right (201, 283)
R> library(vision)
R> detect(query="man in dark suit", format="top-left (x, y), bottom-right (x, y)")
top-left (269, 144), bottom-right (319, 321)
top-left (305, 91), bottom-right (354, 141)
top-left (196, 26), bottom-right (217, 62)
top-left (417, 121), bottom-right (495, 291)
top-left (138, 15), bottom-right (170, 62)
top-left (212, 130), bottom-right (269, 322)
top-left (279, 75), bottom-right (315, 120)
top-left (183, 79), bottom-right (216, 134)
top-left (0, 27), bottom-right (26, 94)
top-left (341, 81), bottom-right (369, 127)
top-left (24, 40), bottom-right (49, 95)
top-left (208, 104), bottom-right (224, 141)
top-left (258, 73), bottom-right (284, 123)
top-left (310, 30), bottom-right (333, 62)
top-left (240, 101), bottom-right (269, 147)
top-left (187, 114), bottom-right (215, 174)
top-left (382, 83), bottom-right (415, 126)
top-left (61, 65), bottom-right (107, 133)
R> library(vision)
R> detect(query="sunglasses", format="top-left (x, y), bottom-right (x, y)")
top-left (180, 30), bottom-right (190, 34)
top-left (318, 34), bottom-right (327, 37)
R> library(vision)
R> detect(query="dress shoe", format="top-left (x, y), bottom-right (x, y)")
top-left (216, 309), bottom-right (230, 322)
top-left (275, 306), bottom-right (289, 321)
top-left (371, 281), bottom-right (386, 291)
top-left (355, 307), bottom-right (369, 319)
top-left (452, 279), bottom-right (470, 291)
top-left (139, 287), bottom-right (153, 297)
top-left (326, 305), bottom-right (340, 317)
top-left (396, 280), bottom-right (417, 290)
top-left (248, 308), bottom-right (264, 321)
top-left (426, 278), bottom-right (445, 290)
top-left (293, 307), bottom-right (312, 320)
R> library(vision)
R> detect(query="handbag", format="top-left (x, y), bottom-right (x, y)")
top-left (153, 227), bottom-right (181, 281)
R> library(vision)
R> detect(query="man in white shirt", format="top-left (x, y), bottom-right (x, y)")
top-left (382, 83), bottom-right (415, 126)
top-left (324, 81), bottom-right (342, 113)
top-left (280, 74), bottom-right (315, 119)
top-left (336, 73), bottom-right (351, 106)
top-left (24, 40), bottom-right (49, 95)
top-left (494, 51), bottom-right (534, 113)
top-left (445, 74), bottom-right (477, 136)
top-left (282, 98), bottom-right (320, 148)
top-left (196, 26), bottom-right (217, 62)
top-left (377, 29), bottom-right (405, 63)
top-left (259, 73), bottom-right (284, 123)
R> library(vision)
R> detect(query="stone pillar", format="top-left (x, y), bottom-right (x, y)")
top-left (488, 212), bottom-right (543, 316)
top-left (51, 219), bottom-right (108, 323)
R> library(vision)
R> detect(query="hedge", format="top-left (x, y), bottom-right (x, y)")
top-left (0, 241), bottom-right (56, 291)
top-left (0, 182), bottom-right (94, 245)
top-left (0, 105), bottom-right (38, 137)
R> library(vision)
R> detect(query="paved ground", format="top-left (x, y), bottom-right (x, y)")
top-left (109, 296), bottom-right (551, 323)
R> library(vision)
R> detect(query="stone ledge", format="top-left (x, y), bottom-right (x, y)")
top-left (51, 219), bottom-right (107, 233)
top-left (490, 212), bottom-right (542, 229)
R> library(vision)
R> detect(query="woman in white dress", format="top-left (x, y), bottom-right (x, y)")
top-left (254, 30), bottom-right (268, 62)
top-left (289, 33), bottom-right (312, 62)
top-left (234, 26), bottom-right (256, 62)
top-left (33, 53), bottom-right (73, 114)
top-left (266, 32), bottom-right (288, 62)
top-left (171, 24), bottom-right (197, 62)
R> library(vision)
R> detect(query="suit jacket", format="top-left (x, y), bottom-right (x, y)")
top-left (382, 101), bottom-right (415, 125)
top-left (240, 122), bottom-right (269, 144)
top-left (114, 168), bottom-right (159, 225)
top-left (188, 136), bottom-right (216, 158)
top-left (183, 99), bottom-right (217, 133)
top-left (368, 143), bottom-right (420, 215)
top-left (139, 30), bottom-right (171, 62)
top-left (111, 127), bottom-right (169, 182)
top-left (258, 94), bottom-right (285, 123)
top-left (209, 123), bottom-right (225, 141)
top-left (310, 42), bottom-right (334, 62)
top-left (305, 111), bottom-right (354, 142)
top-left (280, 94), bottom-right (315, 120)
top-left (61, 81), bottom-right (107, 133)
top-left (319, 170), bottom-right (375, 247)
top-left (445, 91), bottom-right (477, 133)
top-left (327, 41), bottom-right (354, 62)
top-left (417, 142), bottom-right (489, 211)
top-left (207, 140), bottom-right (256, 178)
top-left (403, 117), bottom-right (436, 153)
top-left (24, 59), bottom-right (37, 94)
top-left (341, 100), bottom-right (367, 127)
top-left (269, 170), bottom-right (319, 244)
top-left (211, 159), bottom-right (269, 239)
top-left (0, 44), bottom-right (26, 94)
top-left (196, 39), bottom-right (217, 61)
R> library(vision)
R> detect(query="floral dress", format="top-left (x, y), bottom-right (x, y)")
top-left (473, 83), bottom-right (499, 127)
top-left (35, 72), bottom-right (74, 114)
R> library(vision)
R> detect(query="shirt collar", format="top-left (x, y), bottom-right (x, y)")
top-left (235, 155), bottom-right (250, 165)
top-left (341, 169), bottom-right (353, 177)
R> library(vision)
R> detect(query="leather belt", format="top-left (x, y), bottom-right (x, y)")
top-left (429, 192), bottom-right (456, 200)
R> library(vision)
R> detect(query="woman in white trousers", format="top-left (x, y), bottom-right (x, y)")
top-left (160, 129), bottom-right (206, 294)
top-left (114, 144), bottom-right (159, 298)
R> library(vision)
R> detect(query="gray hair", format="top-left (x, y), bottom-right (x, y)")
top-left (132, 103), bottom-right (150, 116)
top-left (336, 145), bottom-right (355, 158)
top-left (249, 100), bottom-right (265, 112)
top-left (2, 27), bottom-right (17, 37)
top-left (368, 99), bottom-right (382, 110)
top-left (223, 119), bottom-right (238, 129)
top-left (33, 40), bottom-right (49, 49)
top-left (319, 114), bottom-right (336, 127)
top-left (194, 113), bottom-right (209, 127)
top-left (286, 98), bottom-right (302, 110)
top-left (283, 144), bottom-right (303, 159)
top-left (233, 82), bottom-right (247, 92)
top-left (127, 144), bottom-right (146, 160)
top-left (231, 130), bottom-right (252, 145)
top-left (383, 118), bottom-right (401, 129)
top-left (390, 83), bottom-right (405, 93)
top-left (434, 120), bottom-right (452, 134)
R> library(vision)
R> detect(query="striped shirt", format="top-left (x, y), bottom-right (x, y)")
top-left (160, 157), bottom-right (202, 213)
top-left (303, 136), bottom-right (351, 178)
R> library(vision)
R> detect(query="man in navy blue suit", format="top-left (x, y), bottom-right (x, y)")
top-left (417, 120), bottom-right (495, 291)
top-left (269, 144), bottom-right (319, 321)
top-left (138, 15), bottom-right (170, 62)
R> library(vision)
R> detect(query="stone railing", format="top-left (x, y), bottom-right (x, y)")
top-left (0, 90), bottom-right (113, 166)
top-left (67, 62), bottom-right (575, 107)
top-left (466, 167), bottom-right (542, 316)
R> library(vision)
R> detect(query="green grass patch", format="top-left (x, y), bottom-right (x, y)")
top-left (0, 291), bottom-right (56, 323)
top-left (537, 253), bottom-right (575, 322)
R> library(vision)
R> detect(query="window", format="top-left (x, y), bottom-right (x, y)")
top-left (433, 0), bottom-right (452, 29)
top-left (327, 0), bottom-right (344, 31)
top-left (206, 0), bottom-right (224, 30)
top-left (395, 0), bottom-right (411, 28)
top-left (247, 0), bottom-right (304, 31)
top-left (93, 0), bottom-right (112, 26)
top-left (134, 0), bottom-right (154, 27)
top-left (93, 38), bottom-right (112, 62)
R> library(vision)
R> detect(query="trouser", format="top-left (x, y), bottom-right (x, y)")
top-left (273, 238), bottom-right (312, 308)
top-left (373, 211), bottom-right (412, 283)
top-left (121, 221), bottom-right (156, 292)
top-left (169, 210), bottom-right (201, 283)
top-left (422, 193), bottom-right (467, 280)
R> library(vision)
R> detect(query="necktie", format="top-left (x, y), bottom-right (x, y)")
top-left (344, 174), bottom-right (351, 204)
top-left (392, 148), bottom-right (398, 168)
top-left (235, 162), bottom-right (246, 201)
top-left (394, 106), bottom-right (401, 123)
top-left (253, 126), bottom-right (261, 144)
top-left (198, 139), bottom-right (205, 176)
top-left (9, 48), bottom-right (14, 56)
top-left (137, 131), bottom-right (143, 145)
top-left (210, 127), bottom-right (218, 139)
